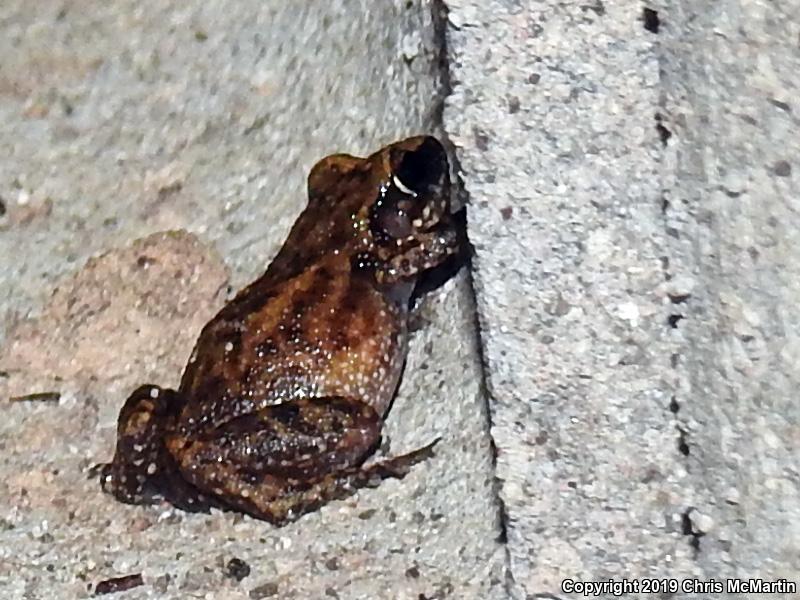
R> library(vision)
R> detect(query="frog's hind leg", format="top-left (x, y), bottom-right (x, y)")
top-left (93, 384), bottom-right (217, 512)
top-left (167, 396), bottom-right (439, 524)
top-left (243, 438), bottom-right (439, 524)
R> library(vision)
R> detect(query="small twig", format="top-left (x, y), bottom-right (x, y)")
top-left (9, 391), bottom-right (61, 403)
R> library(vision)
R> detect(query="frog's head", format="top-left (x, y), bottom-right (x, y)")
top-left (370, 136), bottom-right (451, 243)
top-left (305, 136), bottom-right (460, 287)
top-left (364, 136), bottom-right (460, 285)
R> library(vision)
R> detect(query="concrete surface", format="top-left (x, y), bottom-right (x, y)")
top-left (659, 0), bottom-right (800, 589)
top-left (443, 0), bottom-right (799, 598)
top-left (3, 0), bottom-right (799, 598)
top-left (0, 1), bottom-right (504, 598)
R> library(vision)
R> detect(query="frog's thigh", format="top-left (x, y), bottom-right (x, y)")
top-left (222, 438), bottom-right (437, 524)
top-left (169, 397), bottom-right (437, 523)
top-left (172, 396), bottom-right (382, 484)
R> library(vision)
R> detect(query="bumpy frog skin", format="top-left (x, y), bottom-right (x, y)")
top-left (94, 136), bottom-right (463, 524)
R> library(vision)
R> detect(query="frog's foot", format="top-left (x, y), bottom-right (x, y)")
top-left (255, 438), bottom-right (440, 524)
top-left (208, 438), bottom-right (439, 525)
top-left (165, 396), bottom-right (439, 524)
top-left (95, 384), bottom-right (184, 506)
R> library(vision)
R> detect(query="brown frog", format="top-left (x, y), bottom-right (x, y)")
top-left (94, 136), bottom-right (463, 524)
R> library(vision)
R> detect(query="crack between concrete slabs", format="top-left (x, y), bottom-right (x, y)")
top-left (647, 3), bottom-right (705, 560)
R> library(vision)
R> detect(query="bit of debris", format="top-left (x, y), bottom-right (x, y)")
top-left (642, 7), bottom-right (660, 33)
top-left (94, 573), bottom-right (144, 595)
top-left (224, 557), bottom-right (251, 582)
top-left (9, 391), bottom-right (61, 403)
top-left (249, 581), bottom-right (279, 598)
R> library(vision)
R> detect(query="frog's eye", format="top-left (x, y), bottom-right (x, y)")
top-left (391, 137), bottom-right (448, 197)
top-left (371, 137), bottom-right (450, 242)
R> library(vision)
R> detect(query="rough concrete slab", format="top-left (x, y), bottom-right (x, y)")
top-left (443, 0), bottom-right (699, 597)
top-left (0, 1), bottom-right (504, 598)
top-left (444, 0), bottom-right (800, 597)
top-left (659, 0), bottom-right (800, 589)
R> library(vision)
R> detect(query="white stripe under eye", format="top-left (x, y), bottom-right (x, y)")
top-left (392, 175), bottom-right (417, 197)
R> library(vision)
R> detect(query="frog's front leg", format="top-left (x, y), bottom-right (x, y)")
top-left (166, 396), bottom-right (438, 524)
top-left (94, 384), bottom-right (215, 512)
top-left (372, 220), bottom-right (464, 286)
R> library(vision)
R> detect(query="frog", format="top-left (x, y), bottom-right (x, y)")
top-left (93, 135), bottom-right (464, 524)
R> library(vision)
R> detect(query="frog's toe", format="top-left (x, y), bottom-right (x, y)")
top-left (96, 459), bottom-right (160, 504)
top-left (366, 437), bottom-right (440, 479)
top-left (87, 462), bottom-right (109, 480)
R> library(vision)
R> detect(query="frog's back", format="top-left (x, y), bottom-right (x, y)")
top-left (175, 251), bottom-right (408, 432)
